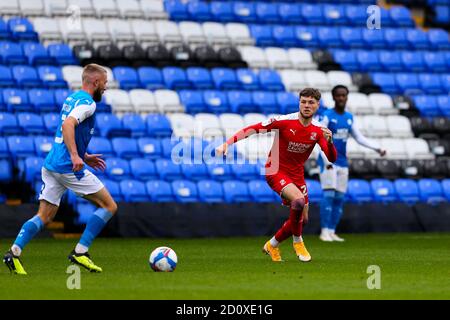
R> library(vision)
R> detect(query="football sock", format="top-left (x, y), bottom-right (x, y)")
top-left (320, 190), bottom-right (335, 229)
top-left (330, 191), bottom-right (345, 231)
top-left (289, 198), bottom-right (305, 237)
top-left (269, 236), bottom-right (279, 248)
top-left (293, 235), bottom-right (303, 243)
top-left (77, 208), bottom-right (113, 253)
top-left (12, 215), bottom-right (44, 256)
top-left (274, 220), bottom-right (292, 243)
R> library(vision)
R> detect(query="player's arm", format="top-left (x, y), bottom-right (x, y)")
top-left (350, 125), bottom-right (386, 156)
top-left (317, 128), bottom-right (337, 163)
top-left (317, 116), bottom-right (334, 169)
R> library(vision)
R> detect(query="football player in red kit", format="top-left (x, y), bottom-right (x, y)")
top-left (216, 88), bottom-right (337, 262)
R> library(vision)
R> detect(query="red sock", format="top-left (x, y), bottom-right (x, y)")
top-left (275, 219), bottom-right (292, 242)
top-left (289, 198), bottom-right (305, 237)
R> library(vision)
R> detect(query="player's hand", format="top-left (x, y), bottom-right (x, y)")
top-left (378, 149), bottom-right (386, 157)
top-left (84, 153), bottom-right (106, 172)
top-left (326, 164), bottom-right (333, 170)
top-left (215, 143), bottom-right (228, 157)
top-left (71, 154), bottom-right (84, 172)
top-left (321, 127), bottom-right (333, 143)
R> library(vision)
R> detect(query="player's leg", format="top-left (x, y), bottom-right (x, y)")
top-left (319, 166), bottom-right (338, 241)
top-left (329, 166), bottom-right (348, 242)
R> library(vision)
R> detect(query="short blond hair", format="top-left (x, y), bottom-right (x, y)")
top-left (82, 63), bottom-right (107, 84)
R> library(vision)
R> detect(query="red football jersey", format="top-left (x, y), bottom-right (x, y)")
top-left (227, 113), bottom-right (337, 182)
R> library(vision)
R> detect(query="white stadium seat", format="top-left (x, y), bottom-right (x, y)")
top-left (202, 22), bottom-right (230, 45)
top-left (154, 90), bottom-right (184, 113)
top-left (386, 115), bottom-right (413, 138)
top-left (129, 89), bottom-right (158, 114)
top-left (92, 0), bottom-right (120, 18)
top-left (404, 138), bottom-right (434, 160)
top-left (68, 0), bottom-right (95, 17)
top-left (347, 92), bottom-right (373, 115)
top-left (362, 138), bottom-right (382, 159)
top-left (381, 138), bottom-right (408, 159)
top-left (1, 0), bottom-right (21, 16)
top-left (225, 23), bottom-right (254, 46)
top-left (19, 0), bottom-right (45, 16)
top-left (116, 0), bottom-right (144, 18)
top-left (369, 93), bottom-right (398, 115)
top-left (362, 115), bottom-right (389, 138)
top-left (194, 113), bottom-right (224, 139)
top-left (280, 70), bottom-right (306, 92)
top-left (238, 46), bottom-right (268, 69)
top-left (304, 70), bottom-right (331, 91)
top-left (44, 0), bottom-right (67, 16)
top-left (179, 21), bottom-right (206, 45)
top-left (168, 113), bottom-right (195, 138)
top-left (104, 89), bottom-right (134, 114)
top-left (140, 0), bottom-right (167, 20)
top-left (130, 20), bottom-right (158, 44)
top-left (219, 113), bottom-right (245, 137)
top-left (352, 115), bottom-right (367, 136)
top-left (265, 47), bottom-right (293, 70)
top-left (155, 20), bottom-right (182, 44)
top-left (58, 17), bottom-right (86, 44)
top-left (326, 71), bottom-right (357, 92)
top-left (62, 65), bottom-right (83, 89)
top-left (82, 18), bottom-right (111, 44)
top-left (106, 19), bottom-right (135, 44)
top-left (243, 113), bottom-right (267, 127)
top-left (32, 17), bottom-right (63, 43)
top-left (102, 66), bottom-right (118, 89)
top-left (287, 48), bottom-right (317, 70)
top-left (347, 138), bottom-right (365, 159)
top-left (320, 91), bottom-right (334, 109)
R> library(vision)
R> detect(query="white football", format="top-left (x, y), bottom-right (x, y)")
top-left (149, 246), bottom-right (178, 272)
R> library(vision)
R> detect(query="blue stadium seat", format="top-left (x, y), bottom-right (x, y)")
top-left (0, 66), bottom-right (15, 87)
top-left (394, 179), bottom-right (420, 204)
top-left (390, 6), bottom-right (414, 27)
top-left (406, 29), bottom-right (429, 50)
top-left (317, 26), bottom-right (341, 48)
top-left (437, 95), bottom-right (450, 117)
top-left (210, 2), bottom-right (234, 22)
top-left (34, 136), bottom-right (53, 157)
top-left (0, 159), bottom-right (12, 182)
top-left (43, 112), bottom-right (59, 134)
top-left (7, 17), bottom-right (38, 41)
top-left (181, 163), bottom-right (209, 181)
top-left (306, 179), bottom-right (323, 203)
top-left (87, 137), bottom-right (114, 158)
top-left (278, 3), bottom-right (302, 24)
top-left (37, 66), bottom-right (67, 88)
top-left (76, 203), bottom-right (97, 225)
top-left (105, 158), bottom-right (131, 181)
top-left (258, 69), bottom-right (284, 91)
top-left (396, 73), bottom-right (421, 94)
top-left (113, 67), bottom-right (140, 90)
top-left (378, 51), bottom-right (403, 72)
top-left (231, 162), bottom-right (259, 181)
top-left (339, 27), bottom-right (364, 48)
top-left (12, 65), bottom-right (41, 88)
top-left (362, 29), bottom-right (385, 49)
top-left (252, 91), bottom-right (278, 114)
top-left (423, 52), bottom-right (447, 72)
top-left (146, 180), bottom-right (175, 202)
top-left (401, 51), bottom-right (425, 72)
top-left (370, 179), bottom-right (398, 203)
top-left (23, 156), bottom-right (44, 183)
top-left (155, 158), bottom-right (183, 181)
top-left (145, 113), bottom-right (172, 137)
top-left (418, 179), bottom-right (445, 204)
top-left (102, 179), bottom-right (123, 202)
top-left (112, 137), bottom-right (140, 159)
top-left (3, 88), bottom-right (33, 112)
top-left (0, 112), bottom-right (20, 135)
top-left (419, 74), bottom-right (444, 94)
top-left (137, 67), bottom-right (164, 90)
top-left (96, 113), bottom-right (129, 137)
top-left (248, 179), bottom-right (276, 203)
top-left (236, 68), bottom-right (260, 90)
top-left (186, 67), bottom-right (213, 89)
top-left (249, 24), bottom-right (275, 46)
top-left (120, 179), bottom-right (149, 202)
top-left (172, 180), bottom-right (198, 202)
top-left (203, 90), bottom-right (229, 114)
top-left (412, 95), bottom-right (440, 117)
top-left (7, 136), bottom-right (35, 159)
top-left (356, 50), bottom-right (380, 71)
top-left (0, 41), bottom-right (26, 65)
top-left (187, 1), bottom-right (211, 21)
top-left (164, 0), bottom-right (189, 21)
top-left (47, 43), bottom-right (77, 66)
top-left (130, 158), bottom-right (158, 181)
top-left (161, 137), bottom-right (181, 159)
top-left (0, 18), bottom-right (10, 40)
top-left (211, 68), bottom-right (239, 90)
top-left (223, 180), bottom-right (251, 203)
top-left (0, 90), bottom-right (5, 111)
top-left (228, 90), bottom-right (257, 114)
top-left (206, 162), bottom-right (233, 181)
top-left (442, 179), bottom-right (450, 202)
top-left (0, 137), bottom-right (8, 158)
top-left (162, 67), bottom-right (190, 90)
top-left (122, 113), bottom-right (146, 138)
top-left (22, 43), bottom-right (54, 66)
top-left (17, 113), bottom-right (45, 135)
top-left (256, 2), bottom-right (279, 23)
top-left (301, 4), bottom-right (324, 24)
top-left (177, 138), bottom-right (207, 162)
top-left (54, 88), bottom-right (72, 106)
top-left (137, 137), bottom-right (162, 159)
top-left (197, 180), bottom-right (224, 203)
top-left (441, 74), bottom-right (450, 93)
top-left (428, 29), bottom-right (450, 50)
top-left (295, 26), bottom-right (318, 48)
top-left (179, 90), bottom-right (207, 114)
top-left (323, 4), bottom-right (347, 25)
top-left (347, 179), bottom-right (373, 203)
top-left (345, 5), bottom-right (369, 26)
top-left (233, 2), bottom-right (257, 23)
top-left (371, 72), bottom-right (398, 94)
top-left (273, 25), bottom-right (298, 47)
top-left (331, 49), bottom-right (358, 71)
top-left (277, 92), bottom-right (298, 114)
top-left (384, 28), bottom-right (409, 49)
top-left (28, 89), bottom-right (56, 113)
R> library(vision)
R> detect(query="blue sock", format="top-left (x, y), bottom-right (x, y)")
top-left (13, 215), bottom-right (44, 251)
top-left (330, 192), bottom-right (345, 231)
top-left (78, 208), bottom-right (113, 250)
top-left (320, 190), bottom-right (335, 229)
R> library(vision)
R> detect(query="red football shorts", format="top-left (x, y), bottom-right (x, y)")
top-left (266, 172), bottom-right (309, 206)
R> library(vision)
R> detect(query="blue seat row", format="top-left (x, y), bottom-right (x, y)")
top-left (0, 65), bottom-right (67, 89)
top-left (411, 95), bottom-right (450, 117)
top-left (113, 66), bottom-right (284, 91)
top-left (165, 1), bottom-right (414, 27)
top-left (0, 42), bottom-right (77, 66)
top-left (0, 17), bottom-right (38, 42)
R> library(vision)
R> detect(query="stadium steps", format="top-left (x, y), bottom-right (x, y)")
top-left (53, 233), bottom-right (82, 240)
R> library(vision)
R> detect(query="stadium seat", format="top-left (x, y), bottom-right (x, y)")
top-left (324, 4), bottom-right (347, 25)
top-left (428, 29), bottom-right (450, 50)
top-left (0, 66), bottom-right (14, 87)
top-left (0, 137), bottom-right (8, 158)
top-left (17, 113), bottom-right (45, 135)
top-left (155, 158), bottom-right (183, 181)
top-left (228, 91), bottom-right (257, 114)
top-left (164, 0), bottom-right (189, 21)
top-left (87, 137), bottom-right (114, 158)
top-left (186, 67), bottom-right (213, 89)
top-left (258, 69), bottom-right (284, 91)
top-left (12, 65), bottom-right (41, 88)
top-left (154, 89), bottom-right (184, 113)
top-left (22, 43), bottom-right (54, 66)
top-left (172, 180), bottom-right (198, 203)
top-left (347, 179), bottom-right (373, 203)
top-left (181, 163), bottom-right (209, 181)
top-left (37, 66), bottom-right (67, 88)
top-left (418, 179), bottom-right (445, 204)
top-left (390, 6), bottom-right (414, 27)
top-left (3, 89), bottom-right (33, 112)
top-left (105, 158), bottom-right (131, 181)
top-left (0, 159), bottom-right (12, 182)
top-left (442, 179), bottom-right (450, 202)
top-left (394, 179), bottom-right (420, 204)
top-left (187, 1), bottom-right (211, 22)
top-left (7, 135), bottom-right (34, 159)
top-left (137, 67), bottom-right (164, 90)
top-left (226, 23), bottom-right (254, 46)
top-left (146, 180), bottom-right (175, 202)
top-left (279, 3), bottom-right (302, 24)
top-left (246, 179), bottom-right (275, 203)
top-left (236, 68), bottom-right (260, 90)
top-left (277, 92), bottom-right (298, 114)
top-left (318, 27), bottom-right (342, 48)
top-left (102, 179), bottom-right (123, 202)
top-left (179, 90), bottom-right (207, 114)
top-left (412, 95), bottom-right (440, 117)
top-left (249, 24), bottom-right (275, 46)
top-left (419, 73), bottom-right (444, 94)
top-left (222, 180), bottom-right (251, 203)
top-left (121, 113), bottom-right (146, 138)
top-left (406, 29), bottom-right (429, 50)
top-left (370, 179), bottom-right (398, 203)
top-left (230, 162), bottom-right (259, 181)
top-left (7, 17), bottom-right (38, 41)
top-left (113, 67), bottom-right (140, 90)
top-left (112, 137), bottom-right (140, 159)
top-left (136, 137), bottom-right (161, 159)
top-left (197, 180), bottom-right (224, 203)
top-left (129, 158), bottom-right (158, 181)
top-left (362, 29), bottom-right (385, 49)
top-left (28, 89), bottom-right (57, 113)
top-left (43, 112), bottom-right (59, 135)
top-left (0, 42), bottom-right (26, 65)
top-left (401, 51), bottom-right (425, 72)
top-left (378, 51), bottom-right (402, 72)
top-left (203, 90), bottom-right (229, 114)
top-left (437, 96), bottom-right (450, 117)
top-left (120, 180), bottom-right (149, 202)
top-left (273, 26), bottom-right (298, 48)
top-left (332, 49), bottom-right (358, 71)
top-left (423, 52), bottom-right (447, 73)
top-left (144, 114), bottom-right (172, 138)
top-left (0, 112), bottom-right (20, 135)
top-left (306, 179), bottom-right (323, 203)
top-left (206, 162), bottom-right (234, 181)
top-left (96, 113), bottom-right (129, 138)
top-left (252, 91), bottom-right (278, 114)
top-left (162, 67), bottom-right (190, 90)
top-left (210, 2), bottom-right (234, 22)
top-left (23, 156), bottom-right (44, 183)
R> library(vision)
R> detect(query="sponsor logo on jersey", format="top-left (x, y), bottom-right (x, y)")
top-left (287, 141), bottom-right (312, 153)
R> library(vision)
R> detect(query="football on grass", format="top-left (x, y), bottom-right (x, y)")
top-left (149, 246), bottom-right (177, 272)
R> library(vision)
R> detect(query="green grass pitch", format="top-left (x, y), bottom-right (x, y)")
top-left (1, 233), bottom-right (449, 300)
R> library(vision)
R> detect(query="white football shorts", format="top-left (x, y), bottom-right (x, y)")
top-left (319, 164), bottom-right (349, 194)
top-left (39, 167), bottom-right (104, 206)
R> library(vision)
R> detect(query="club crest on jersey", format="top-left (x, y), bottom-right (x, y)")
top-left (310, 132), bottom-right (317, 140)
top-left (90, 128), bottom-right (94, 135)
top-left (290, 129), bottom-right (296, 135)
top-left (280, 179), bottom-right (286, 186)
